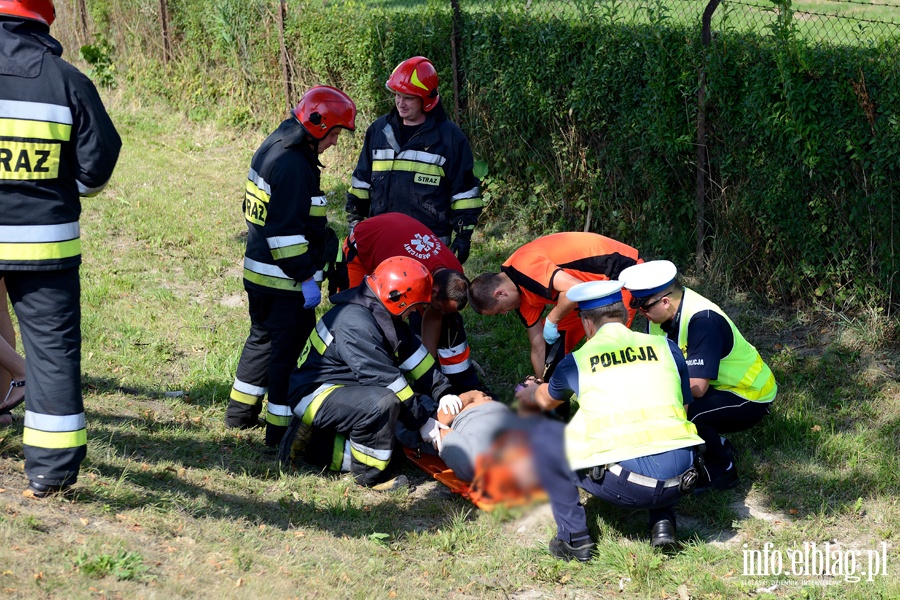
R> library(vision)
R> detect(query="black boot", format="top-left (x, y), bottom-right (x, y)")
top-left (225, 399), bottom-right (262, 429)
top-left (548, 534), bottom-right (595, 562)
top-left (651, 519), bottom-right (677, 548)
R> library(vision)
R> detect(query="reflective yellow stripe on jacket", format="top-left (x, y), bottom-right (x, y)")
top-left (0, 100), bottom-right (71, 183)
top-left (242, 256), bottom-right (300, 292)
top-left (0, 222), bottom-right (81, 262)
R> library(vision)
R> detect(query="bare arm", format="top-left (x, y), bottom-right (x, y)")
top-left (438, 390), bottom-right (493, 430)
top-left (420, 306), bottom-right (443, 358)
top-left (690, 377), bottom-right (710, 398)
top-left (544, 271), bottom-right (583, 326)
top-left (514, 382), bottom-right (563, 415)
top-left (527, 323), bottom-right (545, 379)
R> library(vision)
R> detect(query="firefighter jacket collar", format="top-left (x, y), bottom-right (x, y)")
top-left (279, 117), bottom-right (324, 168)
top-left (0, 18), bottom-right (61, 77)
top-left (330, 285), bottom-right (402, 352)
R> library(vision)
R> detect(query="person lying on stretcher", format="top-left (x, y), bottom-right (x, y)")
top-left (418, 390), bottom-right (538, 489)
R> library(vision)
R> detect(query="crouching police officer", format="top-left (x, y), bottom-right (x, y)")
top-left (619, 260), bottom-right (777, 491)
top-left (516, 281), bottom-right (704, 559)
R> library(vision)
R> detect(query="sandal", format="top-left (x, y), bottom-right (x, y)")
top-left (0, 379), bottom-right (25, 413)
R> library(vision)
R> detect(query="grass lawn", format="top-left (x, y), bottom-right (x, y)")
top-left (0, 92), bottom-right (898, 599)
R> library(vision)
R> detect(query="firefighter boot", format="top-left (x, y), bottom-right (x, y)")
top-left (265, 423), bottom-right (287, 448)
top-left (225, 398), bottom-right (262, 429)
top-left (278, 416), bottom-right (313, 470)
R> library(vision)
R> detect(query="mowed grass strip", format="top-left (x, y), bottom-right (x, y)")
top-left (0, 95), bottom-right (898, 598)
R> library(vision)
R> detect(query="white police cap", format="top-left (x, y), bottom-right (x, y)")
top-left (618, 260), bottom-right (678, 298)
top-left (566, 280), bottom-right (625, 310)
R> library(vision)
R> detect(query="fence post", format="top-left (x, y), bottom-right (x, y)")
top-left (696, 0), bottom-right (720, 273)
top-left (77, 0), bottom-right (89, 47)
top-left (277, 0), bottom-right (293, 112)
top-left (450, 0), bottom-right (462, 123)
top-left (158, 0), bottom-right (172, 65)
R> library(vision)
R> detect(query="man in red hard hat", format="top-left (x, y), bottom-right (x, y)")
top-left (0, 0), bottom-right (122, 497)
top-left (226, 86), bottom-right (356, 448)
top-left (346, 56), bottom-right (482, 265)
top-left (280, 257), bottom-right (465, 490)
top-left (339, 212), bottom-right (486, 394)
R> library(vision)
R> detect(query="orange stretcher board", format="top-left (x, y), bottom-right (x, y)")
top-left (402, 446), bottom-right (546, 512)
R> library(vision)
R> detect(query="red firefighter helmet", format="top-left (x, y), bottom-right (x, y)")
top-left (385, 56), bottom-right (440, 112)
top-left (0, 0), bottom-right (55, 25)
top-left (367, 257), bottom-right (433, 316)
top-left (292, 85), bottom-right (356, 141)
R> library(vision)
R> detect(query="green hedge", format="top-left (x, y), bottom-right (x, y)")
top-left (59, 1), bottom-right (899, 312)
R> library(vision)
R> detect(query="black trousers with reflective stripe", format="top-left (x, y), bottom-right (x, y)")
top-left (231, 290), bottom-right (314, 435)
top-left (3, 267), bottom-right (85, 486)
top-left (303, 386), bottom-right (400, 486)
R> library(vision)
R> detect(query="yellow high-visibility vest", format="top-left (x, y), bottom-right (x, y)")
top-left (565, 323), bottom-right (703, 470)
top-left (650, 289), bottom-right (776, 403)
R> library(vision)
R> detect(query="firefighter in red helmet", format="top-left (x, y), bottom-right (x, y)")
top-left (226, 86), bottom-right (357, 448)
top-left (280, 257), bottom-right (466, 490)
top-left (346, 56), bottom-right (482, 264)
top-left (0, 0), bottom-right (122, 496)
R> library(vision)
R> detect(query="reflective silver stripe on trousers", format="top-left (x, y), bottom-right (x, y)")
top-left (294, 383), bottom-right (335, 419)
top-left (350, 440), bottom-right (393, 462)
top-left (24, 411), bottom-right (86, 432)
top-left (267, 403), bottom-right (293, 417)
top-left (233, 378), bottom-right (267, 396)
top-left (0, 222), bottom-right (79, 243)
top-left (341, 440), bottom-right (351, 472)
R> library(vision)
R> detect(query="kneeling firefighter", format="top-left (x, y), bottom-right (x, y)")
top-left (280, 257), bottom-right (463, 490)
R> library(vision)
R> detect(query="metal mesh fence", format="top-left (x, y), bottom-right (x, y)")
top-left (319, 0), bottom-right (900, 46)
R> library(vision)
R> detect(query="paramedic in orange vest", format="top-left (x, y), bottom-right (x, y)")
top-left (469, 232), bottom-right (642, 379)
top-left (516, 280), bottom-right (704, 559)
top-left (619, 260), bottom-right (777, 492)
top-left (340, 212), bottom-right (483, 393)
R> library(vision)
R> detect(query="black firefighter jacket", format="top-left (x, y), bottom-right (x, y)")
top-left (0, 17), bottom-right (121, 271)
top-left (242, 117), bottom-right (329, 296)
top-left (345, 102), bottom-right (482, 240)
top-left (287, 285), bottom-right (452, 434)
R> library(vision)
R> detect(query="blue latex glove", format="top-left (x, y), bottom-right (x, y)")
top-left (301, 278), bottom-right (321, 309)
top-left (542, 319), bottom-right (560, 344)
